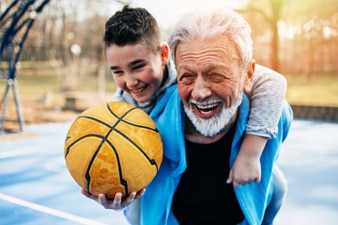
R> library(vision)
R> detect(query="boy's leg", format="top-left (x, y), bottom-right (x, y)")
top-left (262, 165), bottom-right (287, 225)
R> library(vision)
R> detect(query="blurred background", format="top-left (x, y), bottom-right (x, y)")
top-left (1, 1), bottom-right (338, 225)
top-left (1, 0), bottom-right (338, 132)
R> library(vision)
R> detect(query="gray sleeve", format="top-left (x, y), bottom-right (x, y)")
top-left (246, 64), bottom-right (287, 138)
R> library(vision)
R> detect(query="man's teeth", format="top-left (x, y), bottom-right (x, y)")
top-left (195, 103), bottom-right (218, 113)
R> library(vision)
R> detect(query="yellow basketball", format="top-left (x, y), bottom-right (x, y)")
top-left (64, 102), bottom-right (163, 198)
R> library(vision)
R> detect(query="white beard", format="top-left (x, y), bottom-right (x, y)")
top-left (184, 95), bottom-right (242, 137)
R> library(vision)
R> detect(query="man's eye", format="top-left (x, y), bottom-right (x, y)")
top-left (209, 74), bottom-right (227, 83)
top-left (180, 73), bottom-right (195, 84)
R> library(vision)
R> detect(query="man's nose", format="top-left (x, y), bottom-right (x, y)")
top-left (191, 76), bottom-right (211, 100)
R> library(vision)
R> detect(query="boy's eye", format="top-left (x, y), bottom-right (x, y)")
top-left (112, 70), bottom-right (123, 76)
top-left (133, 64), bottom-right (145, 70)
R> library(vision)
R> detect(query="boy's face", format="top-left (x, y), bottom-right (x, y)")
top-left (106, 42), bottom-right (168, 103)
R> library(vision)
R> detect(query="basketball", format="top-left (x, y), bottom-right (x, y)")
top-left (64, 102), bottom-right (163, 198)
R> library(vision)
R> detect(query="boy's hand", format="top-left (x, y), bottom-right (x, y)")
top-left (226, 154), bottom-right (261, 188)
top-left (227, 134), bottom-right (267, 188)
top-left (81, 189), bottom-right (145, 210)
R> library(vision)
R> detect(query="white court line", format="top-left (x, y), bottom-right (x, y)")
top-left (0, 193), bottom-right (108, 225)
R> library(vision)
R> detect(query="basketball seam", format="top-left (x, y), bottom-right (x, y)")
top-left (65, 134), bottom-right (103, 157)
top-left (64, 116), bottom-right (112, 157)
top-left (107, 103), bottom-right (160, 170)
top-left (65, 103), bottom-right (161, 196)
top-left (85, 138), bottom-right (128, 195)
top-left (84, 103), bottom-right (136, 195)
top-left (105, 139), bottom-right (128, 194)
top-left (113, 129), bottom-right (160, 171)
top-left (78, 115), bottom-right (111, 128)
top-left (106, 103), bottom-right (159, 132)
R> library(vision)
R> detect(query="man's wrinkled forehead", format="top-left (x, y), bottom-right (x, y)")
top-left (175, 36), bottom-right (240, 66)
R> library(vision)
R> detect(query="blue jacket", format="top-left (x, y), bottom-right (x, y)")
top-left (136, 85), bottom-right (293, 225)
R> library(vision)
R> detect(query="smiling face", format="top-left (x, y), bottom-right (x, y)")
top-left (176, 36), bottom-right (247, 137)
top-left (106, 42), bottom-right (169, 103)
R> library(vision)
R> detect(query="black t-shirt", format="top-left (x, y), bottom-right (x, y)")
top-left (172, 126), bottom-right (244, 225)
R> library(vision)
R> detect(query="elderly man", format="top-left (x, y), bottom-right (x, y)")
top-left (84, 7), bottom-right (292, 225)
top-left (137, 8), bottom-right (293, 225)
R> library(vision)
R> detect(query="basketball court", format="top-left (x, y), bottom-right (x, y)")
top-left (0, 122), bottom-right (129, 225)
top-left (1, 119), bottom-right (338, 225)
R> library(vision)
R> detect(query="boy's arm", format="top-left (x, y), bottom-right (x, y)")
top-left (227, 65), bottom-right (287, 187)
top-left (227, 134), bottom-right (267, 188)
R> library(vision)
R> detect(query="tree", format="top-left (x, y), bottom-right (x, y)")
top-left (239, 0), bottom-right (288, 72)
top-left (240, 0), bottom-right (338, 74)
top-left (280, 0), bottom-right (338, 75)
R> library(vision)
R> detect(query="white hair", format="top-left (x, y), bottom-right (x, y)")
top-left (168, 7), bottom-right (253, 72)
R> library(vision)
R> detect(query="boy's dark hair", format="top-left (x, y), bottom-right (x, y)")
top-left (104, 5), bottom-right (162, 53)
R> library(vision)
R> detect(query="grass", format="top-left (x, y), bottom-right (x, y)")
top-left (1, 62), bottom-right (117, 108)
top-left (285, 74), bottom-right (338, 107)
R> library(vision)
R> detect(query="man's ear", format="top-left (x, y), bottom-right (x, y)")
top-left (160, 43), bottom-right (170, 66)
top-left (244, 59), bottom-right (255, 93)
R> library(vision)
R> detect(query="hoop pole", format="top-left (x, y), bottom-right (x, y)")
top-left (0, 0), bottom-right (50, 133)
top-left (13, 79), bottom-right (24, 132)
top-left (0, 80), bottom-right (12, 133)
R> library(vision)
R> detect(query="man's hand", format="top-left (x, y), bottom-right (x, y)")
top-left (81, 189), bottom-right (146, 210)
top-left (226, 154), bottom-right (261, 188)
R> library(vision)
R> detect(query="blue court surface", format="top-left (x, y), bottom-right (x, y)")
top-left (1, 119), bottom-right (338, 225)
